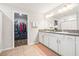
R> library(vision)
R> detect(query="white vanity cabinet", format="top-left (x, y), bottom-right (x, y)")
top-left (60, 35), bottom-right (75, 56)
top-left (43, 33), bottom-right (49, 47)
top-left (57, 34), bottom-right (63, 54)
top-left (48, 33), bottom-right (58, 53)
top-left (39, 32), bottom-right (45, 44)
top-left (39, 31), bottom-right (76, 56)
top-left (76, 36), bottom-right (79, 56)
top-left (48, 34), bottom-right (75, 56)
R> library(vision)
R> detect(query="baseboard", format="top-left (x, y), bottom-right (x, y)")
top-left (39, 42), bottom-right (61, 56)
top-left (1, 47), bottom-right (13, 52)
top-left (28, 42), bottom-right (37, 45)
top-left (28, 43), bottom-right (35, 45)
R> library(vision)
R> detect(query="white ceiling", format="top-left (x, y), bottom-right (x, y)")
top-left (2, 3), bottom-right (61, 14)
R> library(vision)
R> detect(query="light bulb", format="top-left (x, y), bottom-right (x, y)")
top-left (58, 4), bottom-right (77, 13)
top-left (46, 13), bottom-right (54, 18)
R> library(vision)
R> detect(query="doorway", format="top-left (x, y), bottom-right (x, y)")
top-left (14, 13), bottom-right (27, 47)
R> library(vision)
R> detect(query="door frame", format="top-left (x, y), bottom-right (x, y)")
top-left (13, 11), bottom-right (28, 48)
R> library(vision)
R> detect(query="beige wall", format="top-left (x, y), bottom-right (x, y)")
top-left (28, 12), bottom-right (44, 45)
top-left (0, 11), bottom-right (2, 52)
top-left (0, 4), bottom-right (14, 51)
top-left (0, 4), bottom-right (45, 51)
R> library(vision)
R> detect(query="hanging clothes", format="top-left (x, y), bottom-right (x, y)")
top-left (20, 22), bottom-right (23, 32)
top-left (23, 23), bottom-right (26, 32)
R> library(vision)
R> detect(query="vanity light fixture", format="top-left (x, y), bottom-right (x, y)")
top-left (58, 4), bottom-right (77, 13)
top-left (46, 13), bottom-right (54, 18)
top-left (58, 6), bottom-right (67, 13)
top-left (45, 4), bottom-right (77, 19)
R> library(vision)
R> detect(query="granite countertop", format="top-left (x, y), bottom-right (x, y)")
top-left (39, 30), bottom-right (79, 36)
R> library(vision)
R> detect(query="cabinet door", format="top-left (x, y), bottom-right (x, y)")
top-left (43, 33), bottom-right (49, 47)
top-left (39, 32), bottom-right (44, 44)
top-left (49, 34), bottom-right (58, 53)
top-left (76, 37), bottom-right (79, 56)
top-left (57, 35), bottom-right (63, 54)
top-left (60, 35), bottom-right (75, 56)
